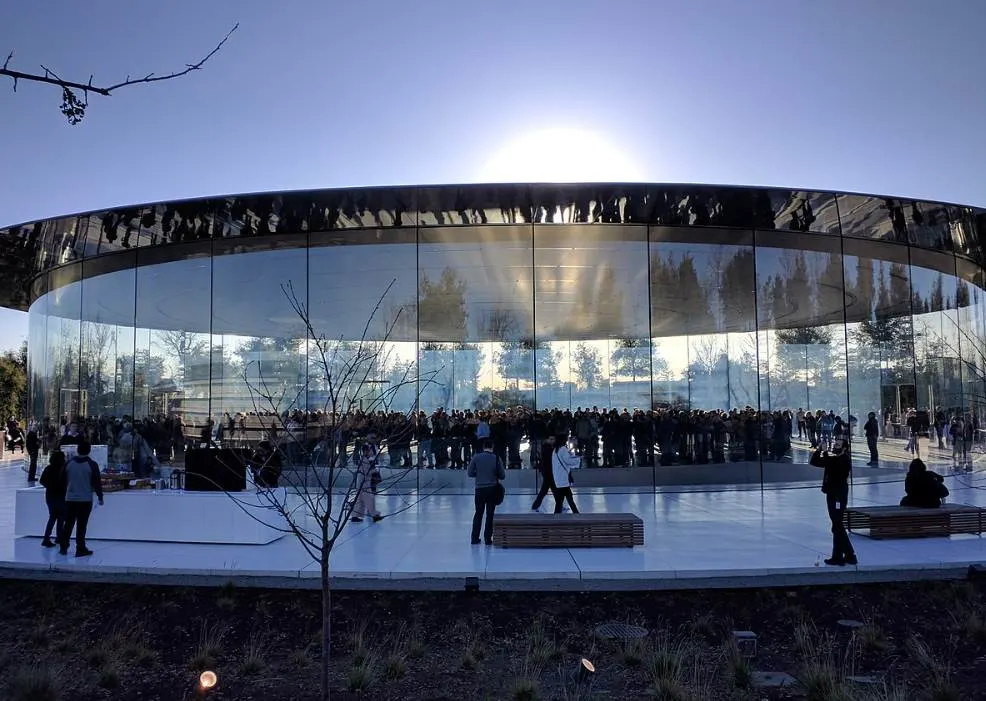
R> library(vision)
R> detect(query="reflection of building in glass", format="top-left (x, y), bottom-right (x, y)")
top-left (2, 184), bottom-right (985, 476)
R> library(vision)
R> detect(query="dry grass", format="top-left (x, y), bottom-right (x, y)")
top-left (856, 621), bottom-right (890, 654)
top-left (189, 620), bottom-right (227, 671)
top-left (346, 654), bottom-right (378, 692)
top-left (527, 617), bottom-right (562, 668)
top-left (238, 628), bottom-right (268, 677)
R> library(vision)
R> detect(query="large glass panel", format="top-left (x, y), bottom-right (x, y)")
top-left (843, 239), bottom-right (916, 469)
top-left (134, 254), bottom-right (213, 464)
top-left (956, 259), bottom-right (986, 435)
top-left (308, 228), bottom-right (418, 476)
top-left (211, 237), bottom-right (308, 456)
top-left (650, 228), bottom-right (758, 475)
top-left (80, 263), bottom-right (136, 423)
top-left (534, 225), bottom-right (649, 411)
top-left (43, 267), bottom-right (83, 424)
top-left (27, 292), bottom-right (47, 422)
top-left (756, 233), bottom-right (848, 464)
top-left (909, 250), bottom-right (956, 472)
top-left (418, 225), bottom-right (531, 482)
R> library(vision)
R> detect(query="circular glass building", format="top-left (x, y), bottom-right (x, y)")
top-left (3, 184), bottom-right (984, 488)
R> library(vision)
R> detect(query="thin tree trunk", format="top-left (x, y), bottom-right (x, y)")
top-left (321, 552), bottom-right (331, 701)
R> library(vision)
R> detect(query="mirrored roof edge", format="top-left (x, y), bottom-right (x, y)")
top-left (3, 181), bottom-right (984, 230)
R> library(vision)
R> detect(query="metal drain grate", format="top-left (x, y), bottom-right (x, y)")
top-left (594, 622), bottom-right (649, 640)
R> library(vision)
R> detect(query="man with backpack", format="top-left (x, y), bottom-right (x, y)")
top-left (59, 441), bottom-right (104, 557)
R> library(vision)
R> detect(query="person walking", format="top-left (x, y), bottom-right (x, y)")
top-left (351, 441), bottom-right (383, 523)
top-left (530, 436), bottom-right (556, 512)
top-left (467, 438), bottom-right (505, 545)
top-left (864, 411), bottom-right (879, 465)
top-left (551, 433), bottom-right (580, 514)
top-left (59, 441), bottom-right (103, 557)
top-left (810, 438), bottom-right (857, 566)
top-left (39, 450), bottom-right (67, 548)
top-left (26, 422), bottom-right (41, 483)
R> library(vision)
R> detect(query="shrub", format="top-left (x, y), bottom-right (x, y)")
top-left (507, 676), bottom-right (540, 701)
top-left (725, 641), bottom-right (753, 689)
top-left (616, 636), bottom-right (648, 668)
top-left (857, 623), bottom-right (890, 655)
top-left (383, 652), bottom-right (407, 680)
top-left (6, 665), bottom-right (60, 701)
top-left (346, 656), bottom-right (377, 692)
top-left (238, 629), bottom-right (268, 677)
top-left (97, 664), bottom-right (120, 690)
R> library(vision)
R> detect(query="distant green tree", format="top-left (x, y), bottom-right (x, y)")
top-left (0, 341), bottom-right (28, 419)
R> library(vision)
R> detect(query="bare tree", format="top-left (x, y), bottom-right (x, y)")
top-left (212, 279), bottom-right (439, 701)
top-left (2, 24), bottom-right (237, 123)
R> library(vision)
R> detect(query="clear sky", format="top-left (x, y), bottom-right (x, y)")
top-left (1, 0), bottom-right (985, 350)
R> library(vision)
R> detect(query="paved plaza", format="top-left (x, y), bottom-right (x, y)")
top-left (1, 448), bottom-right (985, 590)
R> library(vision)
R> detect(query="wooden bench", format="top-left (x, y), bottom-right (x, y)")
top-left (844, 504), bottom-right (986, 539)
top-left (492, 513), bottom-right (644, 548)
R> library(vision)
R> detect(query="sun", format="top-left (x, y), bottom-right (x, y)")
top-left (478, 127), bottom-right (645, 183)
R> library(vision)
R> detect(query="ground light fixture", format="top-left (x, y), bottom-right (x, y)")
top-left (199, 670), bottom-right (218, 691)
top-left (575, 657), bottom-right (595, 685)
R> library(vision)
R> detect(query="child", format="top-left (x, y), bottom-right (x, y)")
top-left (38, 451), bottom-right (67, 548)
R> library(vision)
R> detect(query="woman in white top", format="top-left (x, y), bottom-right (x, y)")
top-left (551, 433), bottom-right (581, 514)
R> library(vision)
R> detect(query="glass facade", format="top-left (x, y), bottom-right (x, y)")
top-left (7, 184), bottom-right (986, 493)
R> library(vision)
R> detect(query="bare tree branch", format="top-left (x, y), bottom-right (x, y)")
top-left (2, 24), bottom-right (238, 123)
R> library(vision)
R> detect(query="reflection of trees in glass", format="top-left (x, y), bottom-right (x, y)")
top-left (483, 308), bottom-right (522, 342)
top-left (650, 253), bottom-right (714, 334)
top-left (156, 329), bottom-right (209, 385)
top-left (495, 339), bottom-right (559, 389)
top-left (850, 263), bottom-right (915, 390)
top-left (419, 341), bottom-right (483, 409)
top-left (572, 343), bottom-right (603, 389)
top-left (611, 338), bottom-right (650, 381)
top-left (418, 268), bottom-right (468, 343)
top-left (236, 337), bottom-right (308, 410)
top-left (80, 323), bottom-right (115, 403)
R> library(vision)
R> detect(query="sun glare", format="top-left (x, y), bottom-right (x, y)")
top-left (479, 127), bottom-right (644, 183)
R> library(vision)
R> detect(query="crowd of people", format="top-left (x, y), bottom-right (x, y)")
top-left (6, 399), bottom-right (972, 568)
top-left (6, 402), bottom-right (981, 478)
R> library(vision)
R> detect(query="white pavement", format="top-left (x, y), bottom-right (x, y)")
top-left (1, 457), bottom-right (985, 590)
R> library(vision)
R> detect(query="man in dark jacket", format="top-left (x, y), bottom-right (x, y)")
top-left (810, 438), bottom-right (857, 566)
top-left (59, 441), bottom-right (104, 557)
top-left (39, 450), bottom-right (67, 547)
top-left (467, 439), bottom-right (505, 545)
top-left (863, 412), bottom-right (880, 465)
top-left (26, 424), bottom-right (41, 482)
top-left (900, 459), bottom-right (948, 508)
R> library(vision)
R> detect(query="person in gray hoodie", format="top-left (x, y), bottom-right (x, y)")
top-left (467, 438), bottom-right (505, 545)
top-left (59, 441), bottom-right (104, 557)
